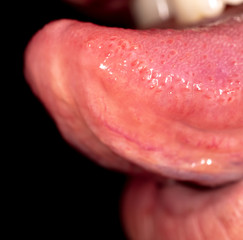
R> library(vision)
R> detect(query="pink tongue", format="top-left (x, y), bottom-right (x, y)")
top-left (24, 14), bottom-right (243, 185)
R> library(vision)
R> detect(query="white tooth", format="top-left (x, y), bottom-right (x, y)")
top-left (169, 0), bottom-right (225, 25)
top-left (223, 0), bottom-right (243, 5)
top-left (131, 0), bottom-right (170, 29)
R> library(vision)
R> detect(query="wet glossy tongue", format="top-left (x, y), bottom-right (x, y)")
top-left (25, 12), bottom-right (243, 186)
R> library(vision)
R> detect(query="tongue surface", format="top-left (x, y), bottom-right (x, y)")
top-left (24, 14), bottom-right (243, 185)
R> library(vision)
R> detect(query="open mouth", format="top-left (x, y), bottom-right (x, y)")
top-left (24, 1), bottom-right (243, 239)
top-left (67, 0), bottom-right (243, 29)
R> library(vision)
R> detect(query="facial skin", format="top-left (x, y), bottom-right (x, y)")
top-left (23, 0), bottom-right (243, 239)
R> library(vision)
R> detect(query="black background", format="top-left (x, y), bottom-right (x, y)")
top-left (13, 1), bottom-right (128, 238)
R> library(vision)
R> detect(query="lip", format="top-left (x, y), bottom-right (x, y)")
top-left (122, 176), bottom-right (243, 240)
top-left (24, 6), bottom-right (243, 186)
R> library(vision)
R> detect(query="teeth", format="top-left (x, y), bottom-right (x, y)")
top-left (131, 0), bottom-right (170, 29)
top-left (169, 0), bottom-right (225, 25)
top-left (131, 0), bottom-right (243, 28)
top-left (223, 0), bottom-right (243, 5)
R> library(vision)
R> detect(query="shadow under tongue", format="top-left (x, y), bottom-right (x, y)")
top-left (176, 179), bottom-right (239, 191)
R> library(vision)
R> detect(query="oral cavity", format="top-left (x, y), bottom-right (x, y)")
top-left (131, 0), bottom-right (243, 28)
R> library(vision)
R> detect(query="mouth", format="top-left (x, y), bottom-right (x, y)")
top-left (67, 0), bottom-right (243, 29)
top-left (25, 1), bottom-right (243, 187)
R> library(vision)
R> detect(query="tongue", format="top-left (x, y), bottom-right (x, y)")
top-left (24, 14), bottom-right (243, 186)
